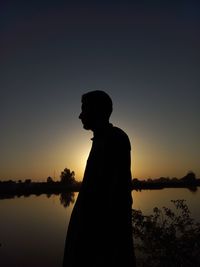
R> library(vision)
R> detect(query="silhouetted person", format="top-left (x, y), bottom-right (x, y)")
top-left (63, 90), bottom-right (136, 266)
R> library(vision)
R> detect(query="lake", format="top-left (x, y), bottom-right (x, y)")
top-left (1, 188), bottom-right (200, 267)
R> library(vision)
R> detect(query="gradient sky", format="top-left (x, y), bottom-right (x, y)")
top-left (1, 0), bottom-right (200, 181)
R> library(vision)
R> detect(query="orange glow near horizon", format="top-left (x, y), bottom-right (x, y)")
top-left (1, 142), bottom-right (199, 182)
top-left (0, 123), bottom-right (199, 182)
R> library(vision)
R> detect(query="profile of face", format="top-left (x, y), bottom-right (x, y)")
top-left (79, 91), bottom-right (113, 131)
top-left (79, 103), bottom-right (96, 130)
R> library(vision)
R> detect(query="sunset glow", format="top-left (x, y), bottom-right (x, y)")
top-left (1, 1), bottom-right (199, 181)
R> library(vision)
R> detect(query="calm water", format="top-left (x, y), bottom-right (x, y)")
top-left (0, 188), bottom-right (200, 267)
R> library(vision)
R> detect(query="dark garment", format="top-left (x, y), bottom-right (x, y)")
top-left (63, 124), bottom-right (136, 266)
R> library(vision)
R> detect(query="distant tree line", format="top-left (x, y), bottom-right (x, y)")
top-left (0, 168), bottom-right (81, 196)
top-left (0, 168), bottom-right (79, 185)
top-left (132, 171), bottom-right (200, 190)
top-left (1, 170), bottom-right (199, 194)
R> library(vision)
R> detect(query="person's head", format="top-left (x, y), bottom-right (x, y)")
top-left (79, 90), bottom-right (113, 130)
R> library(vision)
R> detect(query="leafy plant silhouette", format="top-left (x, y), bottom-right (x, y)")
top-left (132, 200), bottom-right (200, 267)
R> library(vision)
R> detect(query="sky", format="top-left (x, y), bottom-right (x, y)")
top-left (1, 0), bottom-right (200, 181)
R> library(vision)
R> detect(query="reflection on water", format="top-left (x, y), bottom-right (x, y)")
top-left (60, 192), bottom-right (75, 207)
top-left (132, 187), bottom-right (200, 222)
top-left (0, 193), bottom-right (78, 267)
top-left (0, 188), bottom-right (200, 267)
top-left (0, 191), bottom-right (76, 208)
top-left (188, 186), bottom-right (198, 193)
top-left (45, 191), bottom-right (76, 208)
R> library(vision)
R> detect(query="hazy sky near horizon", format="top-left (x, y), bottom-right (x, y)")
top-left (1, 0), bottom-right (200, 181)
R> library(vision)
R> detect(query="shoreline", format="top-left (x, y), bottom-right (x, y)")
top-left (0, 179), bottom-right (199, 199)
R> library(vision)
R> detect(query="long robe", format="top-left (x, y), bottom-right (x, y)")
top-left (63, 124), bottom-right (136, 266)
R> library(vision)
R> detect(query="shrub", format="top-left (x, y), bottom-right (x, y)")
top-left (132, 200), bottom-right (200, 267)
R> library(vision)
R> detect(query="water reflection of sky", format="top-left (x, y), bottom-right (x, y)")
top-left (0, 194), bottom-right (76, 267)
top-left (0, 189), bottom-right (200, 267)
top-left (132, 188), bottom-right (200, 221)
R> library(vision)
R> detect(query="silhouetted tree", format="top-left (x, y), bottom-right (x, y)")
top-left (47, 176), bottom-right (54, 183)
top-left (60, 168), bottom-right (75, 185)
top-left (182, 171), bottom-right (196, 182)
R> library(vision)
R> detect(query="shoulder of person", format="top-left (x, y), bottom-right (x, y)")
top-left (109, 126), bottom-right (131, 149)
